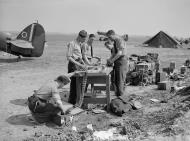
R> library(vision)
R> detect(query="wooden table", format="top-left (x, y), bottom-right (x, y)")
top-left (74, 67), bottom-right (112, 111)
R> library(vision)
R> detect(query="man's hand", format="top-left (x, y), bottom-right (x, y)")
top-left (67, 72), bottom-right (76, 77)
top-left (107, 59), bottom-right (113, 66)
top-left (97, 57), bottom-right (101, 62)
top-left (60, 107), bottom-right (67, 115)
top-left (61, 110), bottom-right (65, 115)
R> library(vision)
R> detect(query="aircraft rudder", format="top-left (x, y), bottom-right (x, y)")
top-left (31, 23), bottom-right (46, 56)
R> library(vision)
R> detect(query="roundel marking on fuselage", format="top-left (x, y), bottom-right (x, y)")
top-left (21, 32), bottom-right (27, 38)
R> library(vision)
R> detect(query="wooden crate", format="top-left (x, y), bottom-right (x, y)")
top-left (155, 71), bottom-right (167, 84)
top-left (157, 81), bottom-right (170, 90)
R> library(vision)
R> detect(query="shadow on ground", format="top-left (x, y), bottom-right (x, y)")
top-left (0, 57), bottom-right (33, 63)
top-left (6, 114), bottom-right (60, 129)
top-left (10, 99), bottom-right (28, 106)
top-left (6, 114), bottom-right (38, 126)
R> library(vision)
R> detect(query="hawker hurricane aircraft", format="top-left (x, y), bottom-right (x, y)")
top-left (0, 22), bottom-right (46, 60)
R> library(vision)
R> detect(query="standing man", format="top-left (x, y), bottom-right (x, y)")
top-left (82, 34), bottom-right (101, 65)
top-left (66, 30), bottom-right (88, 105)
top-left (98, 30), bottom-right (128, 96)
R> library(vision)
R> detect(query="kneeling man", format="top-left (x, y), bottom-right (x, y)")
top-left (28, 74), bottom-right (72, 122)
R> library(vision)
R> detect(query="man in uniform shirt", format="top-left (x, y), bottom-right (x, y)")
top-left (66, 30), bottom-right (89, 105)
top-left (81, 34), bottom-right (101, 65)
top-left (28, 74), bottom-right (72, 122)
top-left (98, 30), bottom-right (127, 96)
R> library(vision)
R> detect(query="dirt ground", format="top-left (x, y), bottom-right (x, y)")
top-left (1, 36), bottom-right (190, 141)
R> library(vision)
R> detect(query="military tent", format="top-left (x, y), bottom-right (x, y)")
top-left (143, 31), bottom-right (180, 48)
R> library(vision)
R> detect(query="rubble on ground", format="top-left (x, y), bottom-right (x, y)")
top-left (22, 60), bottom-right (190, 141)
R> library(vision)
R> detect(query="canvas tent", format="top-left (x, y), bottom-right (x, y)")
top-left (143, 31), bottom-right (180, 48)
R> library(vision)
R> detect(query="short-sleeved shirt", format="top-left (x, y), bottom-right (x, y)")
top-left (66, 40), bottom-right (83, 60)
top-left (34, 80), bottom-right (62, 104)
top-left (81, 43), bottom-right (92, 59)
top-left (112, 35), bottom-right (126, 56)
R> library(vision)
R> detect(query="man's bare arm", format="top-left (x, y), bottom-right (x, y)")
top-left (68, 57), bottom-right (85, 67)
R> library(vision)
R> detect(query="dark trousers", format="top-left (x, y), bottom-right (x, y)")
top-left (110, 68), bottom-right (115, 91)
top-left (114, 57), bottom-right (127, 96)
top-left (68, 61), bottom-right (77, 105)
top-left (28, 95), bottom-right (61, 120)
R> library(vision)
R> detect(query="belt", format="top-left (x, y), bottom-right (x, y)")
top-left (114, 55), bottom-right (127, 64)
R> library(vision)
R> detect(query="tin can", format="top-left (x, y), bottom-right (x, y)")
top-left (170, 62), bottom-right (176, 70)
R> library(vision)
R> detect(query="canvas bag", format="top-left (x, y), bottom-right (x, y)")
top-left (110, 96), bottom-right (132, 116)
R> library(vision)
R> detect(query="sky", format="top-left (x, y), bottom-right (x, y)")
top-left (0, 0), bottom-right (190, 37)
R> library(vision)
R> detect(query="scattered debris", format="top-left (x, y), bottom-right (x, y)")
top-left (93, 128), bottom-right (116, 140)
top-left (34, 131), bottom-right (43, 137)
top-left (110, 119), bottom-right (124, 127)
top-left (131, 100), bottom-right (143, 109)
top-left (33, 125), bottom-right (37, 128)
top-left (174, 85), bottom-right (186, 91)
top-left (150, 98), bottom-right (160, 103)
top-left (23, 128), bottom-right (28, 131)
top-left (86, 124), bottom-right (94, 131)
top-left (21, 59), bottom-right (190, 140)
top-left (69, 107), bottom-right (85, 115)
top-left (126, 53), bottom-right (159, 86)
top-left (92, 109), bottom-right (106, 114)
top-left (72, 126), bottom-right (77, 131)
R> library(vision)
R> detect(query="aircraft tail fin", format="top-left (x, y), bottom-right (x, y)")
top-left (17, 23), bottom-right (35, 42)
top-left (16, 23), bottom-right (46, 57)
